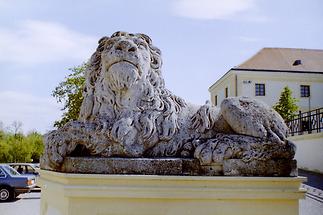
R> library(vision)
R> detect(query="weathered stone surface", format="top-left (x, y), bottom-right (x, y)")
top-left (223, 159), bottom-right (297, 176)
top-left (56, 157), bottom-right (222, 176)
top-left (40, 31), bottom-right (297, 176)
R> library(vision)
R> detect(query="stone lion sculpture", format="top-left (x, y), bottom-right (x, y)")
top-left (41, 31), bottom-right (296, 176)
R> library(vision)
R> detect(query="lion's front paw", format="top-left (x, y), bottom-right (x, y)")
top-left (194, 138), bottom-right (235, 165)
top-left (41, 130), bottom-right (76, 169)
top-left (194, 140), bottom-right (216, 165)
top-left (221, 97), bottom-right (289, 143)
top-left (111, 118), bottom-right (143, 156)
top-left (111, 118), bottom-right (136, 143)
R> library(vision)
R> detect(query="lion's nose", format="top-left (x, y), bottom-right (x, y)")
top-left (115, 40), bottom-right (137, 53)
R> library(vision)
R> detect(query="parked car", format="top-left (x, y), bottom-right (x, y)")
top-left (0, 164), bottom-right (36, 201)
top-left (31, 163), bottom-right (40, 170)
top-left (8, 163), bottom-right (40, 188)
top-left (8, 163), bottom-right (39, 176)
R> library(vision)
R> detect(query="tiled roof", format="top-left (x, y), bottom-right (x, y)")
top-left (235, 48), bottom-right (323, 72)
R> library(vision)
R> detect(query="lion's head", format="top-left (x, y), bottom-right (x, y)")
top-left (101, 32), bottom-right (159, 92)
top-left (79, 32), bottom-right (186, 146)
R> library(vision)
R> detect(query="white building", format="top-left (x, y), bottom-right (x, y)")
top-left (209, 48), bottom-right (323, 112)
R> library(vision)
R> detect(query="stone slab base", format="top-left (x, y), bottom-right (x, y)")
top-left (39, 170), bottom-right (306, 215)
top-left (42, 157), bottom-right (296, 176)
top-left (58, 157), bottom-right (222, 176)
top-left (223, 159), bottom-right (297, 176)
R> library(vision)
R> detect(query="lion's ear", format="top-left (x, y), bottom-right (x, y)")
top-left (97, 36), bottom-right (109, 52)
top-left (98, 36), bottom-right (109, 44)
top-left (139, 34), bottom-right (152, 45)
top-left (150, 46), bottom-right (162, 70)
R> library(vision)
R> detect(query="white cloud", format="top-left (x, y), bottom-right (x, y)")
top-left (0, 91), bottom-right (62, 134)
top-left (0, 20), bottom-right (97, 64)
top-left (171, 0), bottom-right (257, 20)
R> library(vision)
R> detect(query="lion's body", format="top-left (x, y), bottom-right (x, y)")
top-left (74, 31), bottom-right (230, 158)
top-left (41, 32), bottom-right (296, 176)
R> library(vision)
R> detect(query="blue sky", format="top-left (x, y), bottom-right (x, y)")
top-left (0, 0), bottom-right (322, 133)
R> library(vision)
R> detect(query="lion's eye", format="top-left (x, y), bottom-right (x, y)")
top-left (105, 43), bottom-right (113, 50)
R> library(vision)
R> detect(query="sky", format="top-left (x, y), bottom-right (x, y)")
top-left (0, 0), bottom-right (322, 134)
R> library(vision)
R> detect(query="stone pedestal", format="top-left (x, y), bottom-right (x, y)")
top-left (39, 170), bottom-right (306, 215)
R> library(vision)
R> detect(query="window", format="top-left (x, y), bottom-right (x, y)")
top-left (12, 165), bottom-right (23, 173)
top-left (255, 83), bottom-right (265, 96)
top-left (26, 165), bottom-right (35, 174)
top-left (0, 168), bottom-right (6, 178)
top-left (3, 166), bottom-right (20, 176)
top-left (225, 87), bottom-right (228, 98)
top-left (300, 85), bottom-right (310, 97)
top-left (293, 59), bottom-right (302, 66)
top-left (214, 95), bottom-right (218, 106)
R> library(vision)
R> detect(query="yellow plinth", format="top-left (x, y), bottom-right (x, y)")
top-left (39, 170), bottom-right (306, 215)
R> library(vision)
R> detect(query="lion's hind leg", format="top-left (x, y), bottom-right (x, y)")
top-left (194, 133), bottom-right (296, 176)
top-left (220, 97), bottom-right (289, 143)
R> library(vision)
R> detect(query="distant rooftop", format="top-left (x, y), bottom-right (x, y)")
top-left (235, 48), bottom-right (323, 72)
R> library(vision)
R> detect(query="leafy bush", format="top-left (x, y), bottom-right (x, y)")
top-left (0, 125), bottom-right (43, 163)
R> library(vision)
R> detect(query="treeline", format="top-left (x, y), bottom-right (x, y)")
top-left (0, 129), bottom-right (44, 163)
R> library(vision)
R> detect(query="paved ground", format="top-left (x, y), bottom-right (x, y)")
top-left (300, 195), bottom-right (323, 215)
top-left (300, 183), bottom-right (323, 215)
top-left (0, 191), bottom-right (40, 215)
top-left (299, 169), bottom-right (323, 190)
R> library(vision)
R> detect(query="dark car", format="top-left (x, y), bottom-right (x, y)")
top-left (0, 164), bottom-right (36, 201)
top-left (9, 163), bottom-right (40, 188)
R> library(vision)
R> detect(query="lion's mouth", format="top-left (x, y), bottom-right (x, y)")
top-left (107, 60), bottom-right (142, 78)
top-left (108, 60), bottom-right (138, 70)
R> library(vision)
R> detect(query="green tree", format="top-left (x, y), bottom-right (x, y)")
top-left (0, 122), bottom-right (44, 163)
top-left (7, 133), bottom-right (32, 163)
top-left (273, 86), bottom-right (299, 122)
top-left (0, 124), bottom-right (11, 162)
top-left (26, 132), bottom-right (44, 163)
top-left (52, 63), bottom-right (87, 128)
top-left (0, 141), bottom-right (12, 163)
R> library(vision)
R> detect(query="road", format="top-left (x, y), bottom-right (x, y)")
top-left (299, 169), bottom-right (323, 190)
top-left (300, 196), bottom-right (323, 215)
top-left (0, 191), bottom-right (40, 215)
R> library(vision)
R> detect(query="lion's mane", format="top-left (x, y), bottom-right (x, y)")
top-left (79, 31), bottom-right (187, 155)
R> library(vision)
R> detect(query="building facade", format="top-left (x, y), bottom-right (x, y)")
top-left (209, 48), bottom-right (323, 112)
